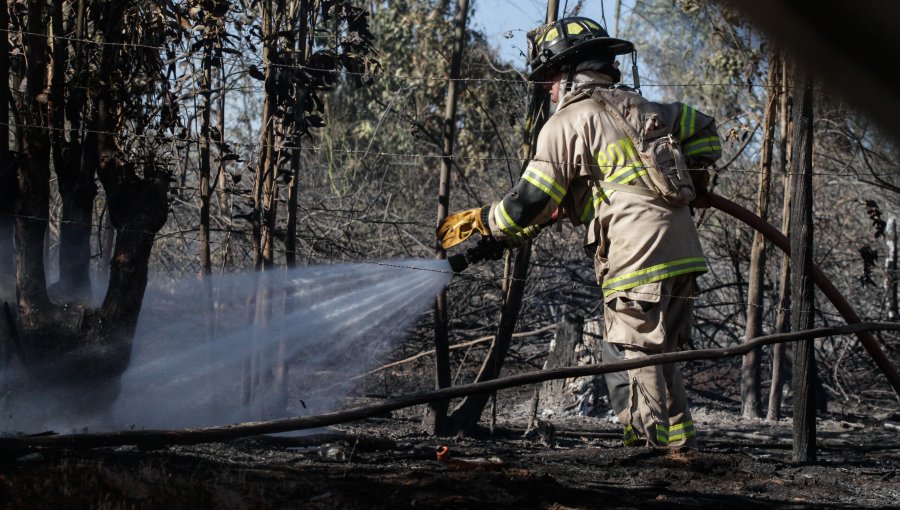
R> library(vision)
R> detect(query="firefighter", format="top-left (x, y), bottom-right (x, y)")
top-left (437, 17), bottom-right (721, 449)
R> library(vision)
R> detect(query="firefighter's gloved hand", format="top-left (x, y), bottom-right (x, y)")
top-left (504, 224), bottom-right (542, 248)
top-left (437, 207), bottom-right (491, 250)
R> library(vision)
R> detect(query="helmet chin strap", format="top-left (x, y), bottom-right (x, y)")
top-left (631, 50), bottom-right (641, 95)
top-left (557, 66), bottom-right (577, 105)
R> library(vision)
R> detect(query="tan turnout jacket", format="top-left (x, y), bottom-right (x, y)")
top-left (487, 83), bottom-right (721, 317)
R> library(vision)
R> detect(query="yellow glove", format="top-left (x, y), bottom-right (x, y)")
top-left (437, 207), bottom-right (491, 250)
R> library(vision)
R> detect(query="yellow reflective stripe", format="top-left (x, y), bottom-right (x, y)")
top-left (602, 257), bottom-right (708, 297)
top-left (567, 22), bottom-right (584, 35)
top-left (679, 104), bottom-right (697, 141)
top-left (683, 136), bottom-right (718, 151)
top-left (523, 167), bottom-right (565, 204)
top-left (604, 257), bottom-right (707, 286)
top-left (607, 162), bottom-right (648, 185)
top-left (581, 187), bottom-right (610, 223)
top-left (684, 136), bottom-right (721, 156)
top-left (656, 423), bottom-right (670, 445)
top-left (686, 144), bottom-right (721, 156)
top-left (623, 425), bottom-right (639, 446)
top-left (494, 201), bottom-right (523, 235)
top-left (606, 161), bottom-right (640, 182)
top-left (580, 199), bottom-right (594, 223)
top-left (688, 107), bottom-right (697, 138)
top-left (668, 420), bottom-right (696, 442)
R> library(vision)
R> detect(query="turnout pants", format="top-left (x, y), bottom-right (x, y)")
top-left (605, 274), bottom-right (698, 448)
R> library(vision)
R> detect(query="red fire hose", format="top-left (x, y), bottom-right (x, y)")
top-left (708, 193), bottom-right (900, 398)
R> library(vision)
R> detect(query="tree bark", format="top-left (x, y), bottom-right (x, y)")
top-left (539, 314), bottom-right (583, 411)
top-left (0, 0), bottom-right (15, 299)
top-left (885, 218), bottom-right (899, 320)
top-left (426, 0), bottom-right (470, 435)
top-left (198, 39), bottom-right (213, 276)
top-left (709, 194), bottom-right (900, 398)
top-left (444, 0), bottom-right (558, 435)
top-left (16, 0), bottom-right (53, 328)
top-left (257, 3), bottom-right (281, 270)
top-left (741, 50), bottom-right (779, 419)
top-left (448, 244), bottom-right (531, 433)
top-left (789, 67), bottom-right (816, 463)
top-left (767, 57), bottom-right (792, 422)
top-left (50, 0), bottom-right (92, 300)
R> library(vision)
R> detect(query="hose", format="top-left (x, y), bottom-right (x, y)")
top-left (708, 193), bottom-right (900, 398)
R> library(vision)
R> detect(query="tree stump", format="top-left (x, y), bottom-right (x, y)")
top-left (537, 316), bottom-right (612, 417)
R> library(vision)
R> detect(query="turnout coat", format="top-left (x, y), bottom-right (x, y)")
top-left (486, 83), bottom-right (721, 348)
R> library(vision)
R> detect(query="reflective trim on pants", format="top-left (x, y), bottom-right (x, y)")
top-left (668, 420), bottom-right (696, 443)
top-left (622, 423), bottom-right (670, 446)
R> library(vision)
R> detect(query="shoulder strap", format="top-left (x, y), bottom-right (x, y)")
top-left (591, 89), bottom-right (644, 148)
top-left (590, 90), bottom-right (662, 200)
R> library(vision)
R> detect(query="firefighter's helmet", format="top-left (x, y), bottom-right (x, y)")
top-left (527, 17), bottom-right (634, 81)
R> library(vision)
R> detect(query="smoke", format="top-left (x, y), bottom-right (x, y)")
top-left (1, 259), bottom-right (452, 434)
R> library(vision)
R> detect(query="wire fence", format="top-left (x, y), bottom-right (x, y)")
top-left (3, 206), bottom-right (889, 330)
top-left (0, 27), bottom-right (830, 90)
top-left (3, 121), bottom-right (897, 178)
top-left (3, 19), bottom-right (898, 331)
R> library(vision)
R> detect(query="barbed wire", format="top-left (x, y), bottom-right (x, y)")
top-left (4, 209), bottom-right (885, 324)
top-left (5, 121), bottom-right (899, 177)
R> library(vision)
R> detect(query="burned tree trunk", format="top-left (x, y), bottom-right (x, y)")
top-left (541, 316), bottom-right (582, 406)
top-left (6, 1), bottom-right (168, 416)
top-left (426, 0), bottom-right (469, 435)
top-left (0, 0), bottom-right (14, 301)
top-left (741, 50), bottom-right (779, 419)
top-left (884, 218), bottom-right (899, 320)
top-left (789, 66), bottom-right (816, 463)
top-left (16, 0), bottom-right (54, 328)
top-left (446, 0), bottom-right (558, 435)
top-left (52, 0), bottom-right (94, 300)
top-left (767, 56), bottom-right (792, 422)
top-left (448, 245), bottom-right (532, 433)
top-left (198, 41), bottom-right (214, 276)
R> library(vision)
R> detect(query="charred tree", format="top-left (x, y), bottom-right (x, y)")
top-left (447, 0), bottom-right (558, 435)
top-left (53, 0), bottom-right (94, 300)
top-left (197, 17), bottom-right (214, 276)
top-left (0, 0), bottom-right (14, 301)
top-left (426, 0), bottom-right (469, 435)
top-left (7, 1), bottom-right (173, 414)
top-left (768, 56), bottom-right (792, 421)
top-left (285, 0), bottom-right (311, 268)
top-left (789, 66), bottom-right (816, 463)
top-left (16, 0), bottom-right (54, 328)
top-left (741, 49), bottom-right (779, 419)
top-left (885, 218), bottom-right (899, 320)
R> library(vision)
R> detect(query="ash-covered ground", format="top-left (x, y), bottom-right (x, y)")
top-left (2, 372), bottom-right (898, 509)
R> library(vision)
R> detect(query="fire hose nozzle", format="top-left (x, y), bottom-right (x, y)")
top-left (448, 236), bottom-right (505, 273)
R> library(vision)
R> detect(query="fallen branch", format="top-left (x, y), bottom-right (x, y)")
top-left (1, 321), bottom-right (897, 450)
top-left (247, 432), bottom-right (396, 451)
top-left (354, 324), bottom-right (557, 380)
